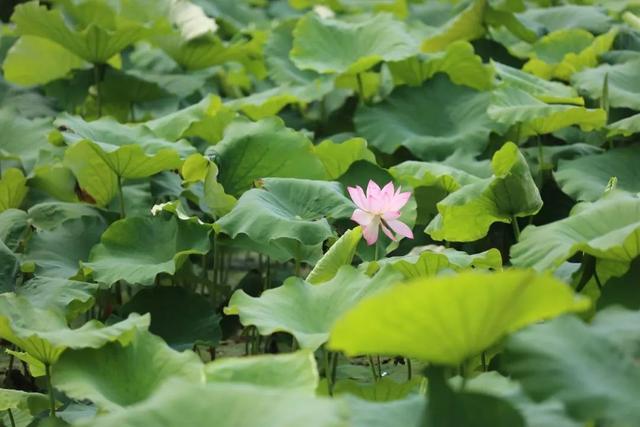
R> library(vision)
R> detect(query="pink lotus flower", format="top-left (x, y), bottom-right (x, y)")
top-left (348, 180), bottom-right (413, 245)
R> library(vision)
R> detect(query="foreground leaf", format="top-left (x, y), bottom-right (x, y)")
top-left (79, 380), bottom-right (343, 427)
top-left (54, 330), bottom-right (204, 411)
top-left (504, 315), bottom-right (640, 425)
top-left (205, 351), bottom-right (318, 393)
top-left (329, 270), bottom-right (589, 366)
top-left (510, 191), bottom-right (640, 272)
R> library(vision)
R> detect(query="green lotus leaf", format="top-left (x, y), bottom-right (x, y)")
top-left (488, 86), bottom-right (606, 139)
top-left (572, 59), bottom-right (640, 110)
top-left (0, 293), bottom-right (149, 364)
top-left (57, 114), bottom-right (193, 179)
top-left (510, 191), bottom-right (640, 272)
top-left (329, 269), bottom-right (589, 366)
top-left (11, 2), bottom-right (160, 63)
top-left (0, 168), bottom-right (27, 213)
top-left (23, 216), bottom-right (107, 279)
top-left (591, 306), bottom-right (640, 359)
top-left (388, 41), bottom-right (494, 90)
top-left (389, 160), bottom-right (482, 193)
top-left (389, 160), bottom-right (482, 225)
top-left (0, 241), bottom-right (18, 292)
top-left (554, 146), bottom-right (640, 202)
top-left (78, 380), bottom-right (344, 427)
top-left (608, 113), bottom-right (640, 137)
top-left (85, 215), bottom-right (211, 286)
top-left (424, 366), bottom-right (526, 427)
top-left (517, 5), bottom-right (612, 34)
top-left (145, 95), bottom-right (236, 143)
top-left (421, 0), bottom-right (487, 52)
top-left (29, 162), bottom-right (78, 202)
top-left (265, 20), bottom-right (325, 86)
top-left (426, 142), bottom-right (542, 242)
top-left (16, 276), bottom-right (97, 322)
top-left (2, 35), bottom-right (86, 86)
top-left (504, 315), bottom-right (640, 425)
top-left (0, 388), bottom-right (49, 415)
top-left (216, 177), bottom-right (353, 247)
top-left (53, 330), bottom-right (204, 411)
top-left (307, 227), bottom-right (362, 284)
top-left (341, 394), bottom-right (424, 427)
top-left (291, 13), bottom-right (419, 75)
top-left (225, 81), bottom-right (334, 120)
top-left (221, 233), bottom-right (324, 265)
top-left (63, 140), bottom-right (118, 207)
top-left (205, 351), bottom-right (318, 393)
top-left (492, 61), bottom-right (583, 104)
top-left (27, 202), bottom-right (107, 230)
top-left (0, 110), bottom-right (51, 173)
top-left (370, 246), bottom-right (503, 279)
top-left (355, 75), bottom-right (503, 160)
top-left (207, 117), bottom-right (326, 196)
top-left (522, 28), bottom-right (617, 81)
top-left (153, 29), bottom-right (266, 71)
top-left (121, 286), bottom-right (221, 350)
top-left (0, 209), bottom-right (28, 251)
top-left (225, 265), bottom-right (403, 351)
top-left (455, 372), bottom-right (582, 427)
top-left (313, 138), bottom-right (376, 180)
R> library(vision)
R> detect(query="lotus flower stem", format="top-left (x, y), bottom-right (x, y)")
top-left (7, 409), bottom-right (16, 427)
top-left (116, 176), bottom-right (126, 219)
top-left (93, 64), bottom-right (102, 117)
top-left (406, 358), bottom-right (412, 381)
top-left (45, 364), bottom-right (56, 417)
top-left (368, 355), bottom-right (379, 381)
top-left (511, 216), bottom-right (520, 242)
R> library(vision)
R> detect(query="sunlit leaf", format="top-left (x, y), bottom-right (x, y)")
top-left (329, 269), bottom-right (589, 365)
